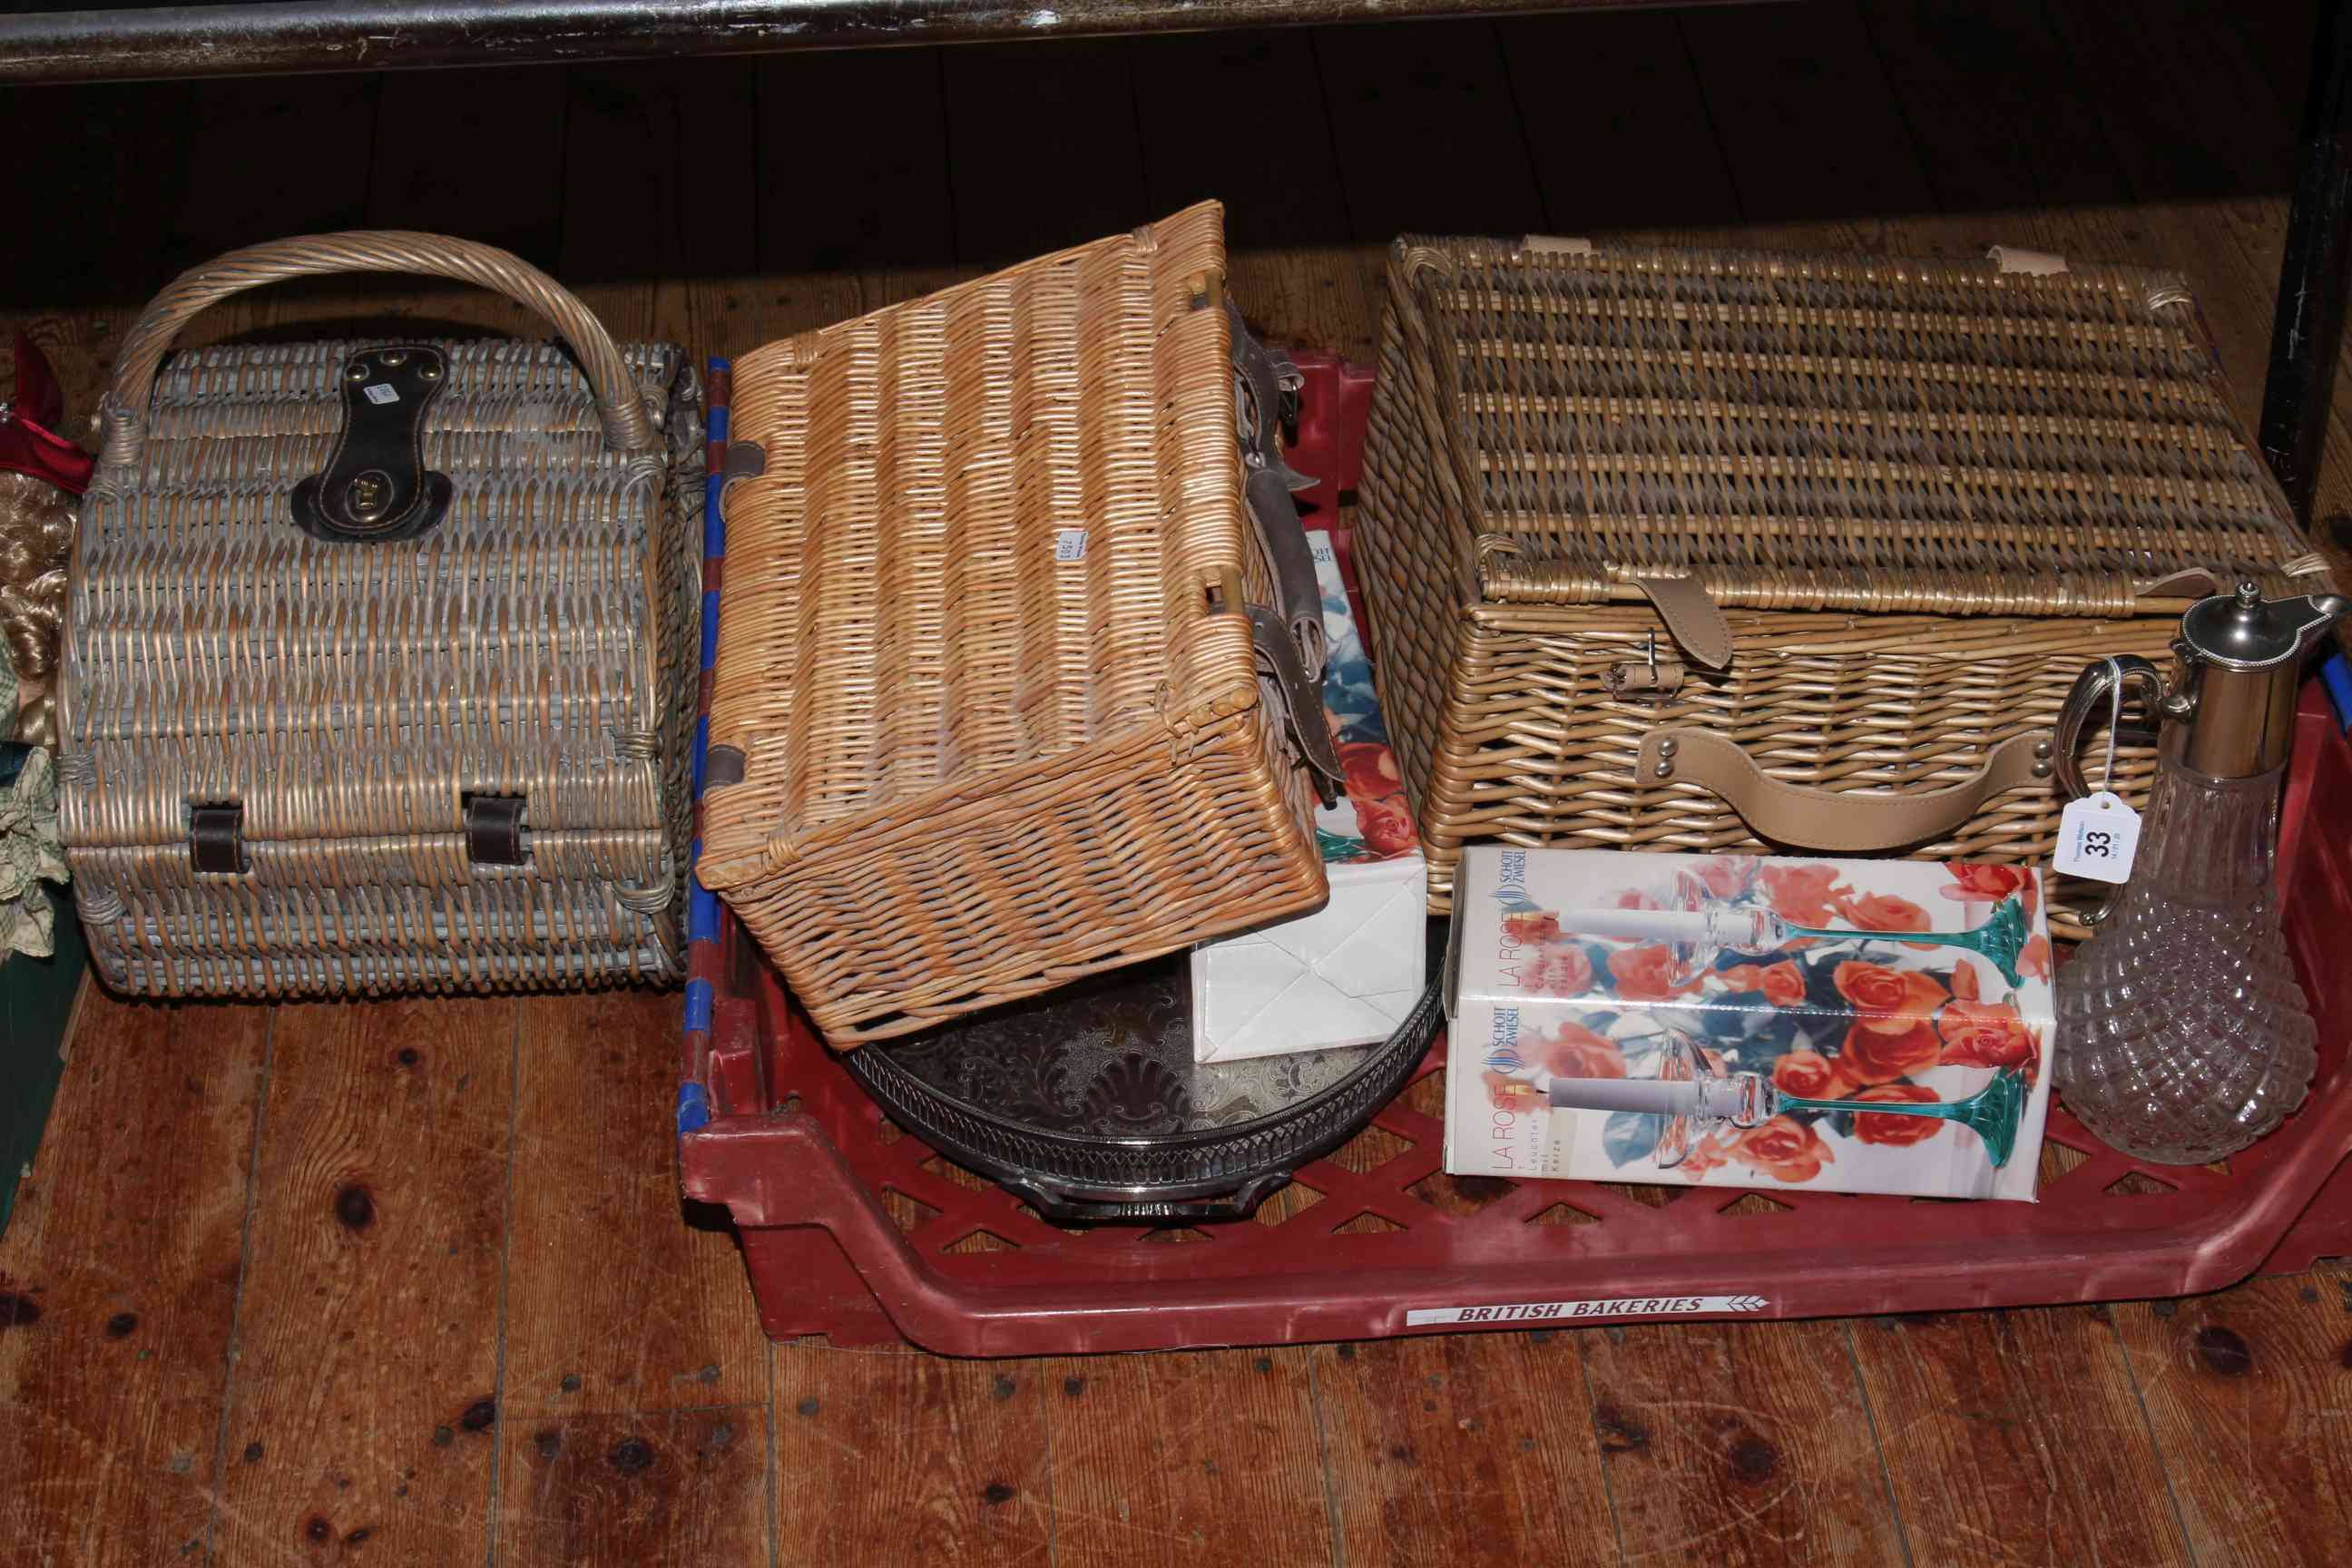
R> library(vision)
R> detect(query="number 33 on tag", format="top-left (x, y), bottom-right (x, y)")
top-left (2052, 790), bottom-right (2141, 883)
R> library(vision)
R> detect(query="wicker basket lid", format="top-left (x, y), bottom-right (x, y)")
top-left (1395, 238), bottom-right (2332, 632)
top-left (701, 201), bottom-right (1259, 888)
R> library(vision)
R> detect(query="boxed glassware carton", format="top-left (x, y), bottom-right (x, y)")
top-left (1191, 530), bottom-right (1426, 1063)
top-left (1443, 846), bottom-right (2055, 1200)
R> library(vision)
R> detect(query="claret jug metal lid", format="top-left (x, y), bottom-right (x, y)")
top-left (2054, 581), bottom-right (2347, 793)
top-left (2169, 582), bottom-right (2347, 779)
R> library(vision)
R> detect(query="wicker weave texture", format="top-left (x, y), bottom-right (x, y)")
top-left (63, 337), bottom-right (703, 995)
top-left (703, 201), bottom-right (1325, 1045)
top-left (1396, 606), bottom-right (2177, 910)
top-left (1386, 240), bottom-right (2317, 611)
top-left (1357, 239), bottom-right (2333, 932)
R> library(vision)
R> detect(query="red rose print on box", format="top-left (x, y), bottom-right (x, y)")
top-left (1773, 1049), bottom-right (1858, 1101)
top-left (1607, 944), bottom-right (1700, 1002)
top-left (1677, 1130), bottom-right (1737, 1180)
top-left (1852, 1083), bottom-right (1945, 1147)
top-left (1832, 961), bottom-right (1948, 1031)
top-left (1690, 857), bottom-right (1758, 900)
top-left (1836, 891), bottom-right (1937, 950)
top-left (1839, 1017), bottom-right (1944, 1086)
top-left (1937, 997), bottom-right (2041, 1073)
top-left (1943, 860), bottom-right (2039, 919)
top-left (2018, 935), bottom-right (2053, 982)
top-left (1522, 944), bottom-right (1595, 998)
top-left (1536, 1021), bottom-right (1627, 1079)
top-left (1459, 849), bottom-right (2051, 1195)
top-left (1720, 959), bottom-right (1806, 1007)
top-left (1336, 740), bottom-right (1418, 858)
top-left (1731, 1116), bottom-right (1835, 1183)
top-left (1761, 864), bottom-right (1846, 926)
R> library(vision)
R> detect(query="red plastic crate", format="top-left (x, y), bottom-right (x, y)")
top-left (677, 358), bottom-right (2352, 1357)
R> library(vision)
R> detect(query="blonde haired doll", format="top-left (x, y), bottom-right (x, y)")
top-left (0, 332), bottom-right (87, 956)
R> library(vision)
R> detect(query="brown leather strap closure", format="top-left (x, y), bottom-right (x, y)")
top-left (1626, 573), bottom-right (1733, 671)
top-left (720, 438), bottom-right (766, 490)
top-left (1635, 729), bottom-right (2053, 851)
top-left (1220, 301), bottom-right (1340, 801)
top-left (1241, 601), bottom-right (1344, 808)
top-left (1228, 300), bottom-right (1327, 681)
top-left (2132, 566), bottom-right (2222, 601)
top-left (188, 802), bottom-right (246, 876)
top-left (291, 346), bottom-right (456, 544)
top-left (1246, 466), bottom-right (1327, 679)
top-left (464, 793), bottom-right (529, 867)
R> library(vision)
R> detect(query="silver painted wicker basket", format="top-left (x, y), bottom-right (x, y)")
top-left (59, 233), bottom-right (702, 995)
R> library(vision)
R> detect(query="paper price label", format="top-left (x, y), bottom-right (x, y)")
top-left (2052, 790), bottom-right (2141, 883)
top-left (1054, 529), bottom-right (1087, 563)
top-left (362, 382), bottom-right (400, 406)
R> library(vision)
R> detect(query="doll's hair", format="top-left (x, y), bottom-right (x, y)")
top-left (0, 470), bottom-right (72, 748)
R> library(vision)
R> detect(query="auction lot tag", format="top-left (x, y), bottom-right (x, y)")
top-left (2053, 791), bottom-right (2141, 883)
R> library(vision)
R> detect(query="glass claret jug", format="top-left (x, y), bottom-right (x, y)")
top-left (2053, 581), bottom-right (2347, 1164)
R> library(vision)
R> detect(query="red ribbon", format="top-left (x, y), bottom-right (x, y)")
top-left (0, 332), bottom-right (93, 495)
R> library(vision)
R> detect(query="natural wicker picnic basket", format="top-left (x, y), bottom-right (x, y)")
top-left (60, 232), bottom-right (702, 995)
top-left (1356, 237), bottom-right (2335, 935)
top-left (700, 201), bottom-right (1337, 1046)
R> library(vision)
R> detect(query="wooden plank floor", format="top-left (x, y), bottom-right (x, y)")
top-left (6, 3), bottom-right (2352, 1562)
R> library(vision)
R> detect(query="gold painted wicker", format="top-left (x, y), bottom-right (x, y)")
top-left (701, 201), bottom-right (1326, 1046)
top-left (1356, 238), bottom-right (2335, 935)
top-left (61, 232), bottom-right (702, 995)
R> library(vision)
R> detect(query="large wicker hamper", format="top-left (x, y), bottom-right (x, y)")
top-left (700, 201), bottom-right (1337, 1046)
top-left (1355, 237), bottom-right (2336, 935)
top-left (61, 234), bottom-right (702, 995)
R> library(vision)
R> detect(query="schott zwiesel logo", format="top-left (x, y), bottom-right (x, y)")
top-left (1483, 849), bottom-right (1534, 1073)
top-left (1483, 1005), bottom-right (1524, 1072)
top-left (1490, 848), bottom-right (1530, 905)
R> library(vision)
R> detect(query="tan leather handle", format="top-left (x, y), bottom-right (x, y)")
top-left (100, 231), bottom-right (654, 467)
top-left (1637, 728), bottom-right (2053, 851)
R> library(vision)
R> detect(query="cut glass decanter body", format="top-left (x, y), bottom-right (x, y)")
top-left (2054, 756), bottom-right (2318, 1164)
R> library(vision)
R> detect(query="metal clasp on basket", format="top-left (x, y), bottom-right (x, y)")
top-left (290, 346), bottom-right (455, 544)
top-left (1606, 632), bottom-right (1685, 704)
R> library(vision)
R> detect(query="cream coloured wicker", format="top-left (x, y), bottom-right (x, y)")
top-left (1356, 238), bottom-right (2336, 936)
top-left (61, 232), bottom-right (701, 995)
top-left (701, 201), bottom-right (1328, 1046)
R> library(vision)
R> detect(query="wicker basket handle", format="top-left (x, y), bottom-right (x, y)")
top-left (100, 231), bottom-right (655, 467)
top-left (1635, 727), bottom-right (2053, 852)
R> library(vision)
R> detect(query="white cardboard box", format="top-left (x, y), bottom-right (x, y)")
top-left (1191, 530), bottom-right (1426, 1062)
top-left (1191, 853), bottom-right (1427, 1062)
